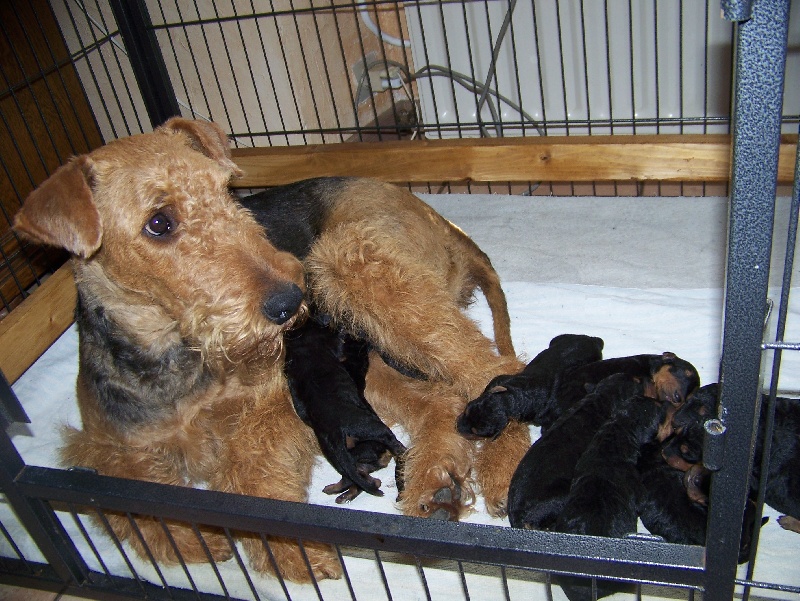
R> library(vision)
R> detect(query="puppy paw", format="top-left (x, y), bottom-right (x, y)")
top-left (778, 515), bottom-right (800, 534)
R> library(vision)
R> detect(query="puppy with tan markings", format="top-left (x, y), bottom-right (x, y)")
top-left (457, 334), bottom-right (604, 440)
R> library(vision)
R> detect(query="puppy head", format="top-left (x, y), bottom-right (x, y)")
top-left (670, 383), bottom-right (718, 435)
top-left (547, 333), bottom-right (605, 370)
top-left (650, 352), bottom-right (701, 406)
top-left (457, 376), bottom-right (516, 439)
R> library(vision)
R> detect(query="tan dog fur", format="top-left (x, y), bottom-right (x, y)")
top-left (13, 118), bottom-right (529, 582)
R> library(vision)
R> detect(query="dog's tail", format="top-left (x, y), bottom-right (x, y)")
top-left (449, 223), bottom-right (515, 357)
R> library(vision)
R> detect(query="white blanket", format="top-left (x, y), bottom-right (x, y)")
top-left (4, 194), bottom-right (800, 600)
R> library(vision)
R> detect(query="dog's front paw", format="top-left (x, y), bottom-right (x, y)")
top-left (300, 540), bottom-right (343, 581)
top-left (400, 465), bottom-right (475, 521)
top-left (484, 494), bottom-right (508, 519)
top-left (244, 536), bottom-right (342, 582)
top-left (116, 515), bottom-right (233, 565)
top-left (420, 482), bottom-right (463, 520)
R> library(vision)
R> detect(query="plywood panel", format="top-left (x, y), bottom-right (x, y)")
top-left (0, 263), bottom-right (76, 384)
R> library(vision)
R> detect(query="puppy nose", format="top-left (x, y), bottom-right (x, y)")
top-left (263, 283), bottom-right (304, 324)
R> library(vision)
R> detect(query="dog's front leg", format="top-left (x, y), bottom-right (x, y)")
top-left (61, 423), bottom-right (233, 565)
top-left (209, 382), bottom-right (342, 583)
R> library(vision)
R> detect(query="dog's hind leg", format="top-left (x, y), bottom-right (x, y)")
top-left (306, 221), bottom-right (522, 400)
top-left (473, 420), bottom-right (531, 517)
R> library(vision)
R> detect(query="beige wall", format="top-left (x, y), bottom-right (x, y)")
top-left (50, 0), bottom-right (414, 146)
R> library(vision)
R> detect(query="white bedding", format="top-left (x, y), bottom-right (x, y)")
top-left (4, 194), bottom-right (799, 600)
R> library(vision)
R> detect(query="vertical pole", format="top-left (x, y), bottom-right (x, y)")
top-left (109, 0), bottom-right (180, 128)
top-left (707, 0), bottom-right (789, 599)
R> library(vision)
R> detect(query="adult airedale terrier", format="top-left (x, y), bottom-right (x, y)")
top-left (13, 118), bottom-right (527, 581)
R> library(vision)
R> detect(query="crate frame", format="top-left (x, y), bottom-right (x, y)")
top-left (1, 1), bottom-right (799, 600)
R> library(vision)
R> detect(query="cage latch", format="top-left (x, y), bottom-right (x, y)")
top-left (702, 418), bottom-right (727, 471)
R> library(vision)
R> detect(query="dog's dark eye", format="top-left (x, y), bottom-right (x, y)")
top-left (144, 212), bottom-right (175, 237)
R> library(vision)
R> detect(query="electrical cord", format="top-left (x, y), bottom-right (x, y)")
top-left (354, 57), bottom-right (545, 138)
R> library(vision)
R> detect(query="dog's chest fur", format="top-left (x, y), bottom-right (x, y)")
top-left (76, 290), bottom-right (212, 428)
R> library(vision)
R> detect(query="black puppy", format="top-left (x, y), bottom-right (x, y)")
top-left (638, 447), bottom-right (766, 561)
top-left (552, 396), bottom-right (668, 601)
top-left (457, 334), bottom-right (604, 439)
top-left (557, 396), bottom-right (669, 536)
top-left (284, 315), bottom-right (406, 503)
top-left (636, 440), bottom-right (708, 546)
top-left (243, 181), bottom-right (411, 501)
top-left (665, 383), bottom-right (800, 531)
top-left (552, 352), bottom-right (700, 433)
top-left (507, 373), bottom-right (645, 530)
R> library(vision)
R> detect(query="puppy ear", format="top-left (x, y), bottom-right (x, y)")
top-left (162, 117), bottom-right (243, 178)
top-left (14, 156), bottom-right (102, 258)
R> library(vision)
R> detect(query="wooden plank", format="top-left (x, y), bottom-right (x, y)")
top-left (230, 134), bottom-right (797, 187)
top-left (0, 263), bottom-right (76, 384)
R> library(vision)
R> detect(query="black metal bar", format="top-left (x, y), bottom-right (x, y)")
top-left (707, 1), bottom-right (790, 600)
top-left (0, 379), bottom-right (90, 585)
top-left (0, 372), bottom-right (29, 429)
top-left (721, 0), bottom-right (754, 20)
top-left (108, 0), bottom-right (180, 127)
top-left (15, 465), bottom-right (706, 588)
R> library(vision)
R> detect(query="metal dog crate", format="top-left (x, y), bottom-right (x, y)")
top-left (1, 0), bottom-right (799, 599)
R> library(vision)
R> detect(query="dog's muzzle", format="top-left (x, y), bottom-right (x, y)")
top-left (263, 283), bottom-right (304, 325)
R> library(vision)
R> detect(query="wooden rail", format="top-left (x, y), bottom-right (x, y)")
top-left (0, 263), bottom-right (76, 384)
top-left (231, 134), bottom-right (797, 187)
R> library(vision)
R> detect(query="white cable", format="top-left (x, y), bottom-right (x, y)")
top-left (359, 8), bottom-right (410, 48)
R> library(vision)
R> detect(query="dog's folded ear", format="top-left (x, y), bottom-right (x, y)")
top-left (14, 156), bottom-right (102, 258)
top-left (161, 118), bottom-right (243, 178)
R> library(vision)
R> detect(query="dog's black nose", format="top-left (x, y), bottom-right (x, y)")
top-left (263, 283), bottom-right (303, 324)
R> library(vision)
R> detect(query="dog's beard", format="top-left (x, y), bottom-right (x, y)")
top-left (187, 301), bottom-right (309, 378)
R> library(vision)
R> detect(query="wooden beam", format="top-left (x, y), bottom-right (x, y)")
top-left (0, 263), bottom-right (76, 384)
top-left (231, 134), bottom-right (797, 187)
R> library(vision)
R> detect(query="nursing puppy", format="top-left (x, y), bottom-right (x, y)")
top-left (284, 315), bottom-right (406, 503)
top-left (457, 334), bottom-right (604, 439)
top-left (507, 373), bottom-right (645, 531)
top-left (552, 353), bottom-right (700, 432)
top-left (665, 383), bottom-right (800, 532)
top-left (553, 396), bottom-right (669, 601)
top-left (636, 440), bottom-right (708, 546)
